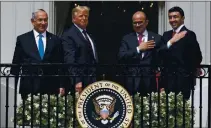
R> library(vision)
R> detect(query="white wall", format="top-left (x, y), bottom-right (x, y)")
top-left (165, 2), bottom-right (211, 127)
top-left (0, 2), bottom-right (53, 127)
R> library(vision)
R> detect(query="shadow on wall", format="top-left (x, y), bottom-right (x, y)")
top-left (1, 78), bottom-right (22, 127)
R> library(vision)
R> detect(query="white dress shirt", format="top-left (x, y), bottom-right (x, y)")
top-left (33, 29), bottom-right (47, 52)
top-left (74, 24), bottom-right (96, 59)
top-left (136, 30), bottom-right (148, 58)
top-left (167, 24), bottom-right (185, 48)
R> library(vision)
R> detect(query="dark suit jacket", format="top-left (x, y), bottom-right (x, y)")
top-left (62, 25), bottom-right (98, 89)
top-left (11, 30), bottom-right (64, 96)
top-left (159, 26), bottom-right (202, 93)
top-left (118, 31), bottom-right (163, 95)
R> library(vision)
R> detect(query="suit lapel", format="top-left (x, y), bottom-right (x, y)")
top-left (43, 32), bottom-right (53, 60)
top-left (89, 34), bottom-right (99, 62)
top-left (166, 30), bottom-right (173, 41)
top-left (179, 26), bottom-right (187, 32)
top-left (29, 31), bottom-right (41, 60)
top-left (175, 26), bottom-right (188, 45)
top-left (73, 25), bottom-right (87, 43)
top-left (168, 26), bottom-right (187, 49)
top-left (132, 32), bottom-right (139, 48)
top-left (143, 32), bottom-right (154, 59)
top-left (169, 26), bottom-right (187, 40)
top-left (73, 25), bottom-right (98, 62)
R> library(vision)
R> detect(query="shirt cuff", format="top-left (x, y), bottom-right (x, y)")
top-left (136, 47), bottom-right (140, 53)
top-left (167, 41), bottom-right (172, 48)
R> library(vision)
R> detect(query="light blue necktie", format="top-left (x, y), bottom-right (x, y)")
top-left (38, 34), bottom-right (44, 59)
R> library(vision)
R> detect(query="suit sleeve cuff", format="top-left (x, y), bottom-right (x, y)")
top-left (136, 47), bottom-right (140, 53)
top-left (167, 41), bottom-right (172, 48)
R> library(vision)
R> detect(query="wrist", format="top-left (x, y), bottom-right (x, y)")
top-left (169, 39), bottom-right (174, 44)
top-left (138, 46), bottom-right (143, 51)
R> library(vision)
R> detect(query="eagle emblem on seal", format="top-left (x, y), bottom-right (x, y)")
top-left (92, 95), bottom-right (119, 124)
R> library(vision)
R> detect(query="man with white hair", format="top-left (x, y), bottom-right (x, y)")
top-left (11, 9), bottom-right (65, 99)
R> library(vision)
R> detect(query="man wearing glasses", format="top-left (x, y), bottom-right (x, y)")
top-left (118, 11), bottom-right (163, 95)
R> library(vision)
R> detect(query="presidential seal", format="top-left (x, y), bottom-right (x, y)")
top-left (76, 80), bottom-right (134, 128)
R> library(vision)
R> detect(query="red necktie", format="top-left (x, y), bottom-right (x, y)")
top-left (138, 34), bottom-right (143, 44)
top-left (172, 31), bottom-right (176, 37)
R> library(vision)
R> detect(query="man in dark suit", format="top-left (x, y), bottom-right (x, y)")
top-left (118, 11), bottom-right (163, 95)
top-left (11, 9), bottom-right (64, 99)
top-left (159, 6), bottom-right (202, 99)
top-left (62, 6), bottom-right (98, 93)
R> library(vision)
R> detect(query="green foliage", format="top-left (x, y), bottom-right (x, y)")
top-left (13, 93), bottom-right (75, 128)
top-left (14, 91), bottom-right (194, 128)
top-left (133, 91), bottom-right (194, 128)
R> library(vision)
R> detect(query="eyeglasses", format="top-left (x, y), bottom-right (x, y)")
top-left (132, 21), bottom-right (145, 26)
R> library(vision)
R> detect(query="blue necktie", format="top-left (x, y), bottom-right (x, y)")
top-left (38, 34), bottom-right (44, 59)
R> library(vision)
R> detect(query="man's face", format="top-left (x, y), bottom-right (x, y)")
top-left (132, 13), bottom-right (148, 33)
top-left (31, 11), bottom-right (48, 33)
top-left (168, 11), bottom-right (184, 30)
top-left (73, 10), bottom-right (89, 29)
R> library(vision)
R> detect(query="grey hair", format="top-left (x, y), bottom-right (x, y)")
top-left (31, 9), bottom-right (46, 20)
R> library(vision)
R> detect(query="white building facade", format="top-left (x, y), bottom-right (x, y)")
top-left (0, 1), bottom-right (210, 127)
